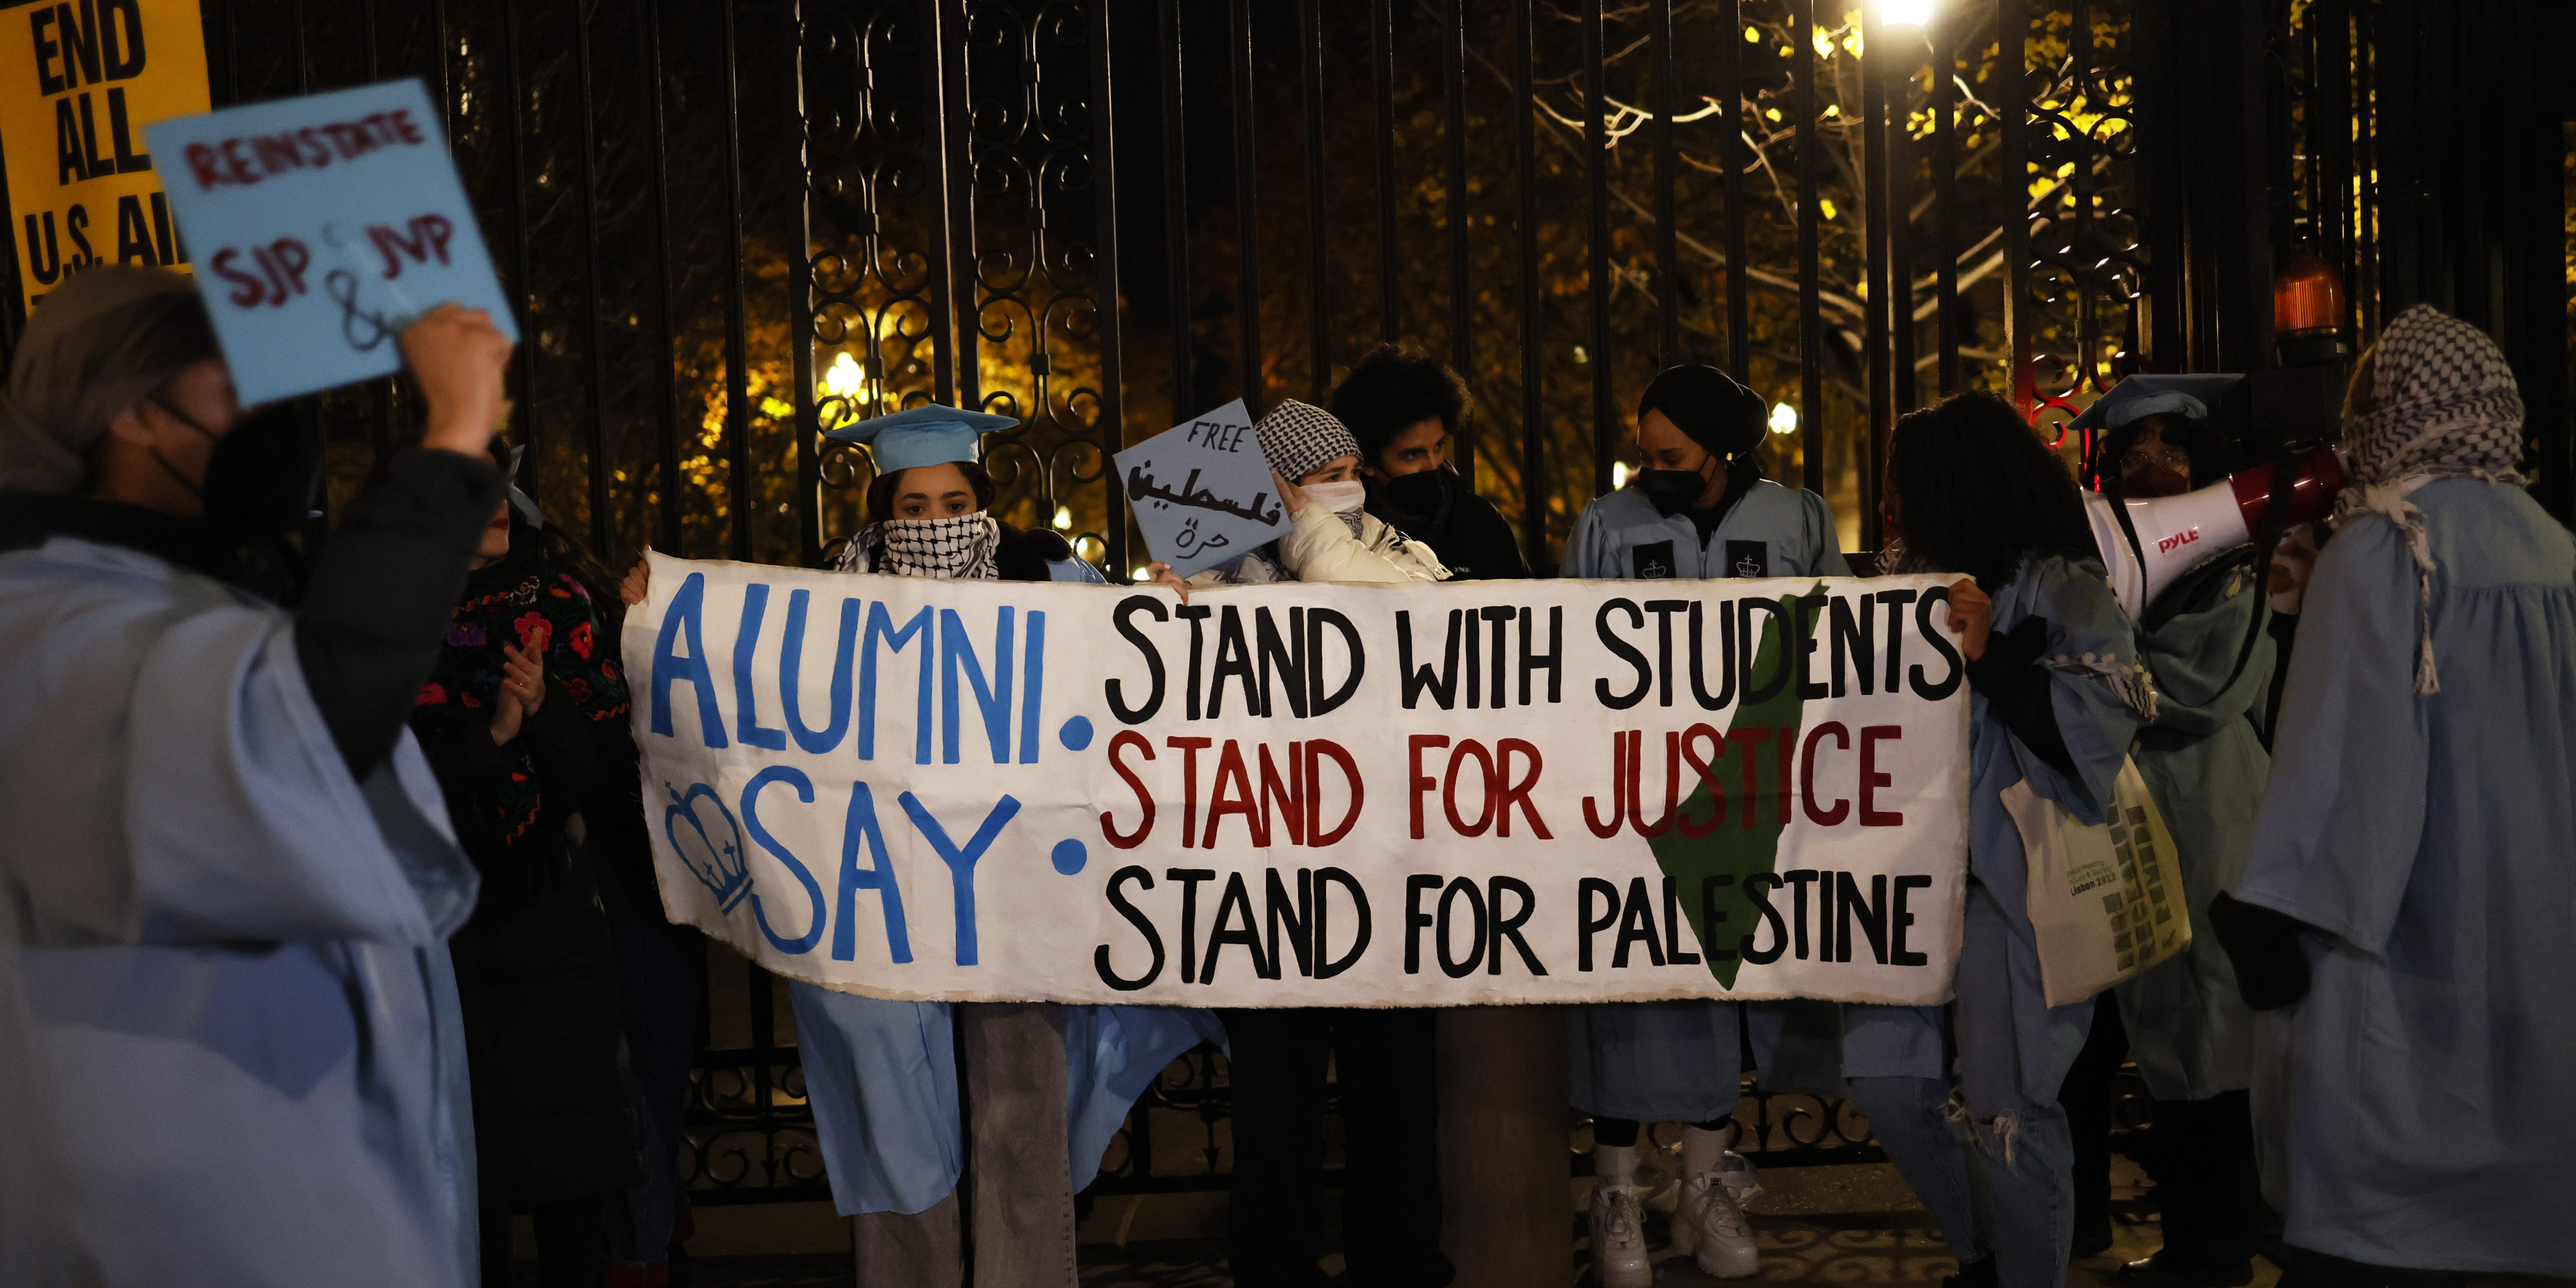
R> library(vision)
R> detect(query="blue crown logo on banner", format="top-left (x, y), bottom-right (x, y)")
top-left (663, 782), bottom-right (751, 912)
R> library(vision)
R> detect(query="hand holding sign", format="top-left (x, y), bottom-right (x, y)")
top-left (146, 79), bottom-right (519, 405)
top-left (400, 304), bottom-right (514, 458)
top-left (1113, 399), bottom-right (1295, 579)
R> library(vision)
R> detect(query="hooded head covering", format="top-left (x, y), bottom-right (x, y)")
top-left (1256, 399), bottom-right (1362, 484)
top-left (1638, 364), bottom-right (1767, 460)
top-left (2333, 303), bottom-right (2526, 694)
top-left (824, 402), bottom-right (1016, 473)
top-left (1, 267), bottom-right (220, 495)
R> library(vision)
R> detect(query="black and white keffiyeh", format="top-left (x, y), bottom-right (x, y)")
top-left (1256, 399), bottom-right (1362, 485)
top-left (2334, 304), bottom-right (2527, 693)
top-left (833, 513), bottom-right (1001, 580)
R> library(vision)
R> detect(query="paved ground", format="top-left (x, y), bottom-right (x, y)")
top-left (663, 1153), bottom-right (2239, 1288)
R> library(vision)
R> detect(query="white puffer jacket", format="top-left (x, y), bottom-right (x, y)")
top-left (1190, 502), bottom-right (1449, 586)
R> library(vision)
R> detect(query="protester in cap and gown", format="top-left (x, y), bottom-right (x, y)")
top-left (622, 405), bottom-right (1221, 1287)
top-left (1559, 365), bottom-right (1980, 1288)
top-left (1173, 398), bottom-right (1449, 591)
top-left (2054, 376), bottom-right (2270, 1288)
top-left (1884, 392), bottom-right (2152, 1288)
top-left (1330, 344), bottom-right (1529, 580)
top-left (0, 266), bottom-right (513, 1285)
top-left (2215, 305), bottom-right (2576, 1284)
top-left (1153, 400), bottom-right (1457, 1288)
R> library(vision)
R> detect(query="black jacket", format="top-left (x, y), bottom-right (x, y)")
top-left (1365, 468), bottom-right (1529, 581)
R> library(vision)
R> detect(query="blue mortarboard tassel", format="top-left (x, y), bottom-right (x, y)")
top-left (823, 403), bottom-right (1020, 473)
top-left (2069, 374), bottom-right (2245, 434)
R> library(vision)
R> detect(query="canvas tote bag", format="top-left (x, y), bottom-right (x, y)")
top-left (1998, 759), bottom-right (2190, 1006)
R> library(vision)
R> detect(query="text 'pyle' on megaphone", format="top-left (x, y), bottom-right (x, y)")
top-left (2086, 444), bottom-right (2343, 619)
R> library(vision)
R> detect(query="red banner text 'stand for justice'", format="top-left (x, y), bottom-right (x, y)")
top-left (626, 556), bottom-right (1972, 1008)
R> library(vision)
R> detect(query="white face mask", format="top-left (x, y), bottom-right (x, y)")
top-left (1303, 480), bottom-right (1367, 514)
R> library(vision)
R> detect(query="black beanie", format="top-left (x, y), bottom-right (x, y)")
top-left (1638, 364), bottom-right (1767, 460)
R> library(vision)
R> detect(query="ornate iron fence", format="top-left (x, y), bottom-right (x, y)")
top-left (3, 0), bottom-right (2562, 1209)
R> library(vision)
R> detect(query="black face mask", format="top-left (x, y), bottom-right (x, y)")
top-left (1382, 467), bottom-right (1452, 515)
top-left (152, 399), bottom-right (322, 538)
top-left (1635, 458), bottom-right (1719, 517)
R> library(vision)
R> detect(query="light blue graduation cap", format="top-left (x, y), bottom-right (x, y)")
top-left (505, 445), bottom-right (542, 530)
top-left (2069, 374), bottom-right (2243, 434)
top-left (823, 403), bottom-right (1019, 472)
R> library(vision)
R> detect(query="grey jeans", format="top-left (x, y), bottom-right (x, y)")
top-left (851, 1003), bottom-right (1078, 1288)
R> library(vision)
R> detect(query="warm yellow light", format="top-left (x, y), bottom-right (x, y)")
top-left (1880, 0), bottom-right (1934, 26)
top-left (1131, 567), bottom-right (1153, 582)
top-left (1769, 402), bottom-right (1799, 435)
top-left (821, 351), bottom-right (864, 400)
top-left (1053, 506), bottom-right (1074, 531)
top-left (1611, 462), bottom-right (1631, 489)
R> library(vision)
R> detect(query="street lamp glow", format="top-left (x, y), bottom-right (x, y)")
top-left (1611, 462), bottom-right (1630, 489)
top-left (1769, 402), bottom-right (1800, 435)
top-left (1879, 0), bottom-right (1934, 27)
top-left (1053, 505), bottom-right (1074, 531)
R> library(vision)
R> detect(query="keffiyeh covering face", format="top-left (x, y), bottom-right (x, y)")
top-left (2334, 304), bottom-right (2526, 693)
top-left (856, 512), bottom-right (1001, 580)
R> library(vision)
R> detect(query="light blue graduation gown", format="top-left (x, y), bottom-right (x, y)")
top-left (1556, 483), bottom-right (1943, 1118)
top-left (1560, 479), bottom-right (1844, 583)
top-left (2113, 561), bottom-right (2270, 1103)
top-left (0, 538), bottom-right (482, 1286)
top-left (2235, 480), bottom-right (2576, 1277)
top-left (1953, 553), bottom-right (2146, 1288)
top-left (1955, 553), bottom-right (2145, 1116)
top-left (789, 554), bottom-right (1227, 1216)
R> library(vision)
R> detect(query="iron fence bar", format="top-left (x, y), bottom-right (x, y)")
top-left (429, 0), bottom-right (450, 126)
top-left (499, 0), bottom-right (539, 506)
top-left (1998, 0), bottom-right (2032, 417)
top-left (1512, 0), bottom-right (1544, 571)
top-left (1091, 0), bottom-right (1131, 575)
top-left (1229, 0), bottom-right (1264, 416)
top-left (921, 0), bottom-right (960, 407)
top-left (1717, 0), bottom-right (1749, 378)
top-left (2069, 0), bottom-right (2096, 405)
top-left (2353, 1), bottom-right (2378, 336)
top-left (938, 0), bottom-right (979, 415)
top-left (572, 0), bottom-right (614, 556)
top-left (1887, 41), bottom-right (1915, 418)
top-left (717, 0), bottom-right (754, 559)
top-left (790, 0), bottom-right (819, 568)
top-left (1300, 0), bottom-right (1329, 403)
top-left (1157, 0), bottom-right (1192, 421)
top-left (1582, 0), bottom-right (1611, 497)
top-left (2314, 0), bottom-right (2355, 335)
top-left (1791, 0), bottom-right (1822, 495)
top-left (286, 0), bottom-right (308, 92)
top-left (1445, 0), bottom-right (1472, 483)
top-left (1649, 0), bottom-right (1679, 368)
top-left (639, 0), bottom-right (684, 553)
top-left (1932, 8), bottom-right (1960, 396)
top-left (1372, 0), bottom-right (1400, 344)
top-left (1861, 8), bottom-right (1890, 553)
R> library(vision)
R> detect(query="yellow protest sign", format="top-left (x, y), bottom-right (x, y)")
top-left (1, 0), bottom-right (210, 312)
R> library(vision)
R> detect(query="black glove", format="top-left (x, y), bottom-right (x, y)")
top-left (2208, 890), bottom-right (2314, 1010)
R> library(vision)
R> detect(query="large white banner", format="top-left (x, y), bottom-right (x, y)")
top-left (625, 554), bottom-right (1971, 1007)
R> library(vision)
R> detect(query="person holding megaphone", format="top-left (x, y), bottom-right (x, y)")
top-left (2063, 377), bottom-right (2273, 1288)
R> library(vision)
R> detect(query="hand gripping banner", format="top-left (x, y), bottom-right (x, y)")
top-left (625, 554), bottom-right (1971, 1008)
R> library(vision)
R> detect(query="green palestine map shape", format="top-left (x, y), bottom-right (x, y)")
top-left (1646, 584), bottom-right (1819, 990)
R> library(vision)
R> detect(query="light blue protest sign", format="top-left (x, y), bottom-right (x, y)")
top-left (146, 79), bottom-right (517, 406)
top-left (1114, 398), bottom-right (1294, 579)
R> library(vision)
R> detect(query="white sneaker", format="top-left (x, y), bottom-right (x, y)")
top-left (1588, 1184), bottom-right (1653, 1288)
top-left (1684, 1157), bottom-right (1761, 1279)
